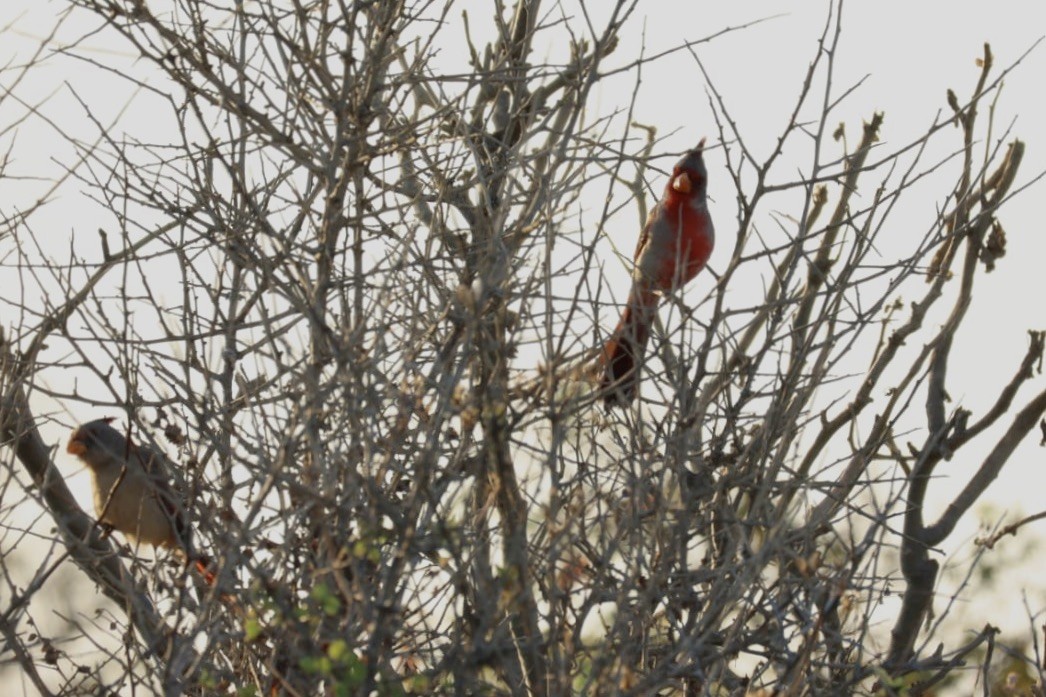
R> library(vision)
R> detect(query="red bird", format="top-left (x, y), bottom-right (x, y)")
top-left (601, 140), bottom-right (715, 405)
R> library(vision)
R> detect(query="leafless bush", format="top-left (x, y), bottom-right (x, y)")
top-left (1, 1), bottom-right (1043, 695)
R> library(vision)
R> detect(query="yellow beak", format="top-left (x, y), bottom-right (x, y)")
top-left (67, 433), bottom-right (87, 456)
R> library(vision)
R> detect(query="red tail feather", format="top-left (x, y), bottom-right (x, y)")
top-left (602, 290), bottom-right (659, 405)
top-left (193, 556), bottom-right (216, 586)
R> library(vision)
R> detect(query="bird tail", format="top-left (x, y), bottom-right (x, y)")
top-left (192, 555), bottom-right (217, 587)
top-left (601, 289), bottom-right (659, 406)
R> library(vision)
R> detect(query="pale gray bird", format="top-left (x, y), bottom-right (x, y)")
top-left (67, 418), bottom-right (212, 583)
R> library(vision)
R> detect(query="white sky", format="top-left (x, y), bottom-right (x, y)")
top-left (2, 0), bottom-right (1045, 689)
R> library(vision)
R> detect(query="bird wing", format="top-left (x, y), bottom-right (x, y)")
top-left (136, 444), bottom-right (193, 552)
top-left (633, 200), bottom-right (661, 263)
